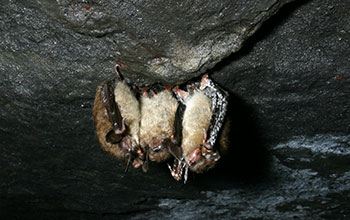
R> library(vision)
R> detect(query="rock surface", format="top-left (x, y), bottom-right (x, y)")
top-left (211, 0), bottom-right (350, 143)
top-left (55, 0), bottom-right (295, 85)
top-left (1, 0), bottom-right (349, 219)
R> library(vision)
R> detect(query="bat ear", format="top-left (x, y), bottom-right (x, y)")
top-left (105, 129), bottom-right (123, 143)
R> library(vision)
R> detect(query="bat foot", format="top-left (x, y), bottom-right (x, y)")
top-left (201, 145), bottom-right (221, 162)
top-left (142, 87), bottom-right (150, 96)
top-left (188, 148), bottom-right (202, 165)
top-left (173, 86), bottom-right (190, 101)
top-left (132, 157), bottom-right (144, 169)
top-left (168, 158), bottom-right (187, 182)
top-left (114, 64), bottom-right (122, 80)
top-left (200, 74), bottom-right (209, 90)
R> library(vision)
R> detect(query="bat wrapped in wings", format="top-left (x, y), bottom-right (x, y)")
top-left (168, 74), bottom-right (230, 183)
top-left (93, 65), bottom-right (144, 173)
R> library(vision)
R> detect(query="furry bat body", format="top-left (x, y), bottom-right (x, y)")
top-left (94, 82), bottom-right (125, 158)
top-left (113, 80), bottom-right (140, 148)
top-left (93, 68), bottom-right (143, 170)
top-left (169, 74), bottom-right (229, 182)
top-left (181, 91), bottom-right (217, 173)
top-left (140, 87), bottom-right (179, 164)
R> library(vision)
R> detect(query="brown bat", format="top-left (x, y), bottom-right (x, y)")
top-left (169, 74), bottom-right (229, 183)
top-left (139, 86), bottom-right (180, 171)
top-left (93, 65), bottom-right (144, 172)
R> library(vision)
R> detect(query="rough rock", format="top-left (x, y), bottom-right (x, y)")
top-left (55, 0), bottom-right (296, 85)
top-left (1, 0), bottom-right (350, 219)
top-left (2, 0), bottom-right (295, 86)
top-left (211, 0), bottom-right (350, 143)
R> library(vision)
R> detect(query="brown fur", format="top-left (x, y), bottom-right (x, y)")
top-left (181, 91), bottom-right (215, 173)
top-left (140, 90), bottom-right (179, 162)
top-left (114, 81), bottom-right (141, 146)
top-left (181, 91), bottom-right (212, 158)
top-left (93, 81), bottom-right (141, 158)
top-left (93, 84), bottom-right (124, 158)
top-left (181, 91), bottom-right (231, 174)
top-left (189, 117), bottom-right (230, 173)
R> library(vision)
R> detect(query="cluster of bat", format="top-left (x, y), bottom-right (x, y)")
top-left (93, 65), bottom-right (230, 183)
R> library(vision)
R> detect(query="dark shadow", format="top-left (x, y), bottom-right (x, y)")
top-left (185, 0), bottom-right (313, 189)
top-left (187, 93), bottom-right (271, 189)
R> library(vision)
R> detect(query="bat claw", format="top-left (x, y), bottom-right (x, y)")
top-left (167, 163), bottom-right (177, 180)
top-left (114, 64), bottom-right (122, 80)
top-left (188, 148), bottom-right (201, 165)
top-left (204, 149), bottom-right (221, 161)
top-left (149, 88), bottom-right (157, 97)
top-left (142, 87), bottom-right (149, 96)
top-left (183, 165), bottom-right (188, 184)
top-left (201, 141), bottom-right (221, 162)
top-left (168, 158), bottom-right (187, 182)
top-left (113, 117), bottom-right (126, 134)
top-left (173, 86), bottom-right (190, 101)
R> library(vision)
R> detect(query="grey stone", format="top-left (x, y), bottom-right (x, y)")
top-left (53, 0), bottom-right (295, 85)
top-left (211, 0), bottom-right (350, 143)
